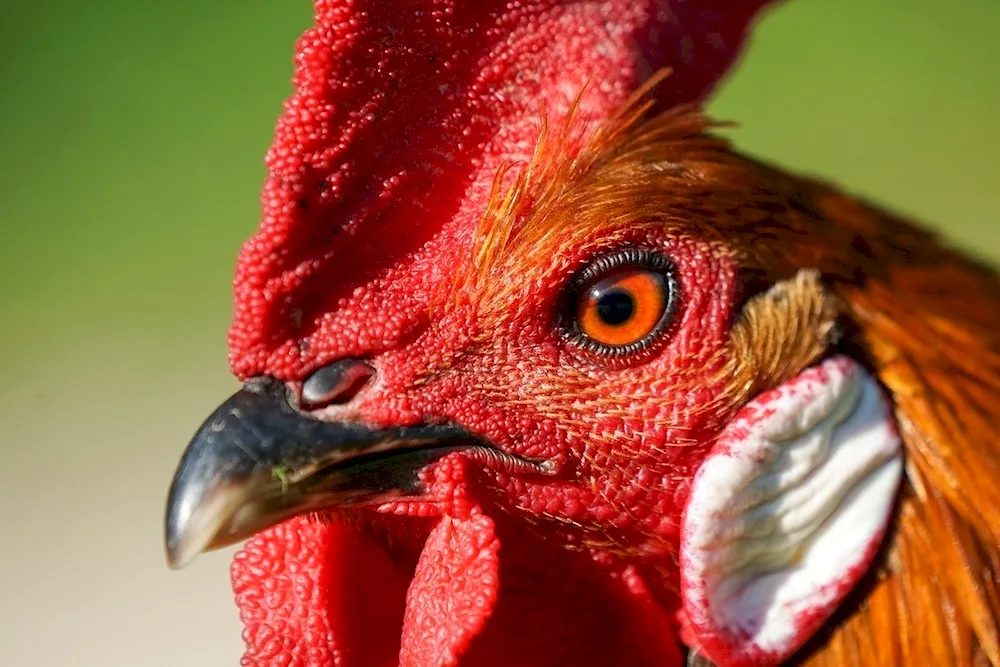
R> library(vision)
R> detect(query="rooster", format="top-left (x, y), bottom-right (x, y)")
top-left (164, 1), bottom-right (1000, 666)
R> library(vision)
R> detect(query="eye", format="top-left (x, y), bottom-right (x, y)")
top-left (565, 249), bottom-right (678, 357)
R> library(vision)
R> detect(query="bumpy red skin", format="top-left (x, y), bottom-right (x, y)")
top-left (227, 1), bottom-right (774, 665)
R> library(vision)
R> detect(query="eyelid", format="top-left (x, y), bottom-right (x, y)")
top-left (569, 247), bottom-right (673, 292)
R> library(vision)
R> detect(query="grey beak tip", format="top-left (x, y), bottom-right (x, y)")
top-left (164, 502), bottom-right (198, 570)
top-left (164, 488), bottom-right (196, 570)
top-left (165, 544), bottom-right (188, 570)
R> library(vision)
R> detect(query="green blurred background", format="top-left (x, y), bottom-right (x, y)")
top-left (0, 0), bottom-right (996, 664)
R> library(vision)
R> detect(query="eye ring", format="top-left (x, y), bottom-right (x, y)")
top-left (562, 248), bottom-right (679, 358)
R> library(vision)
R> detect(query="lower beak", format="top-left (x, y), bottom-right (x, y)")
top-left (164, 377), bottom-right (477, 569)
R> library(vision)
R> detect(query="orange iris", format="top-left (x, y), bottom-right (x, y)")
top-left (575, 267), bottom-right (669, 347)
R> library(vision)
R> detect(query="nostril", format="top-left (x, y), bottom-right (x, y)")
top-left (300, 359), bottom-right (376, 408)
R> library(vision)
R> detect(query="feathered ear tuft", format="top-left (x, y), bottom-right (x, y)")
top-left (227, 0), bottom-right (778, 381)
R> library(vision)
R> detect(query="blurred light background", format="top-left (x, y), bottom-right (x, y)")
top-left (0, 0), bottom-right (997, 665)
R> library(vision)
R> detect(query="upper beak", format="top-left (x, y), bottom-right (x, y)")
top-left (164, 376), bottom-right (477, 569)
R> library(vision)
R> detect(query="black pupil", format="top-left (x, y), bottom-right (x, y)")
top-left (595, 288), bottom-right (635, 326)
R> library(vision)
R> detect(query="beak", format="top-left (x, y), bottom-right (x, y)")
top-left (164, 376), bottom-right (477, 569)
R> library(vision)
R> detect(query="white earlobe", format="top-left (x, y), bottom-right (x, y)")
top-left (680, 355), bottom-right (903, 667)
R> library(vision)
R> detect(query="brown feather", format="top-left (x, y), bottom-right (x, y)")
top-left (721, 268), bottom-right (841, 412)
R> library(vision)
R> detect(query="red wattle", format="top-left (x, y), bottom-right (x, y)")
top-left (233, 516), bottom-right (412, 667)
top-left (400, 513), bottom-right (501, 667)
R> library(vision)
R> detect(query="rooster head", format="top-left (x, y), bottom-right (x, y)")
top-left (163, 2), bottom-right (922, 666)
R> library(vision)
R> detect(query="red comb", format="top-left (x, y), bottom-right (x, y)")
top-left (228, 0), bottom-right (775, 380)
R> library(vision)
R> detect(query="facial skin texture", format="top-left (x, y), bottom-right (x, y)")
top-left (231, 123), bottom-right (748, 667)
top-left (183, 1), bottom-right (1000, 666)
